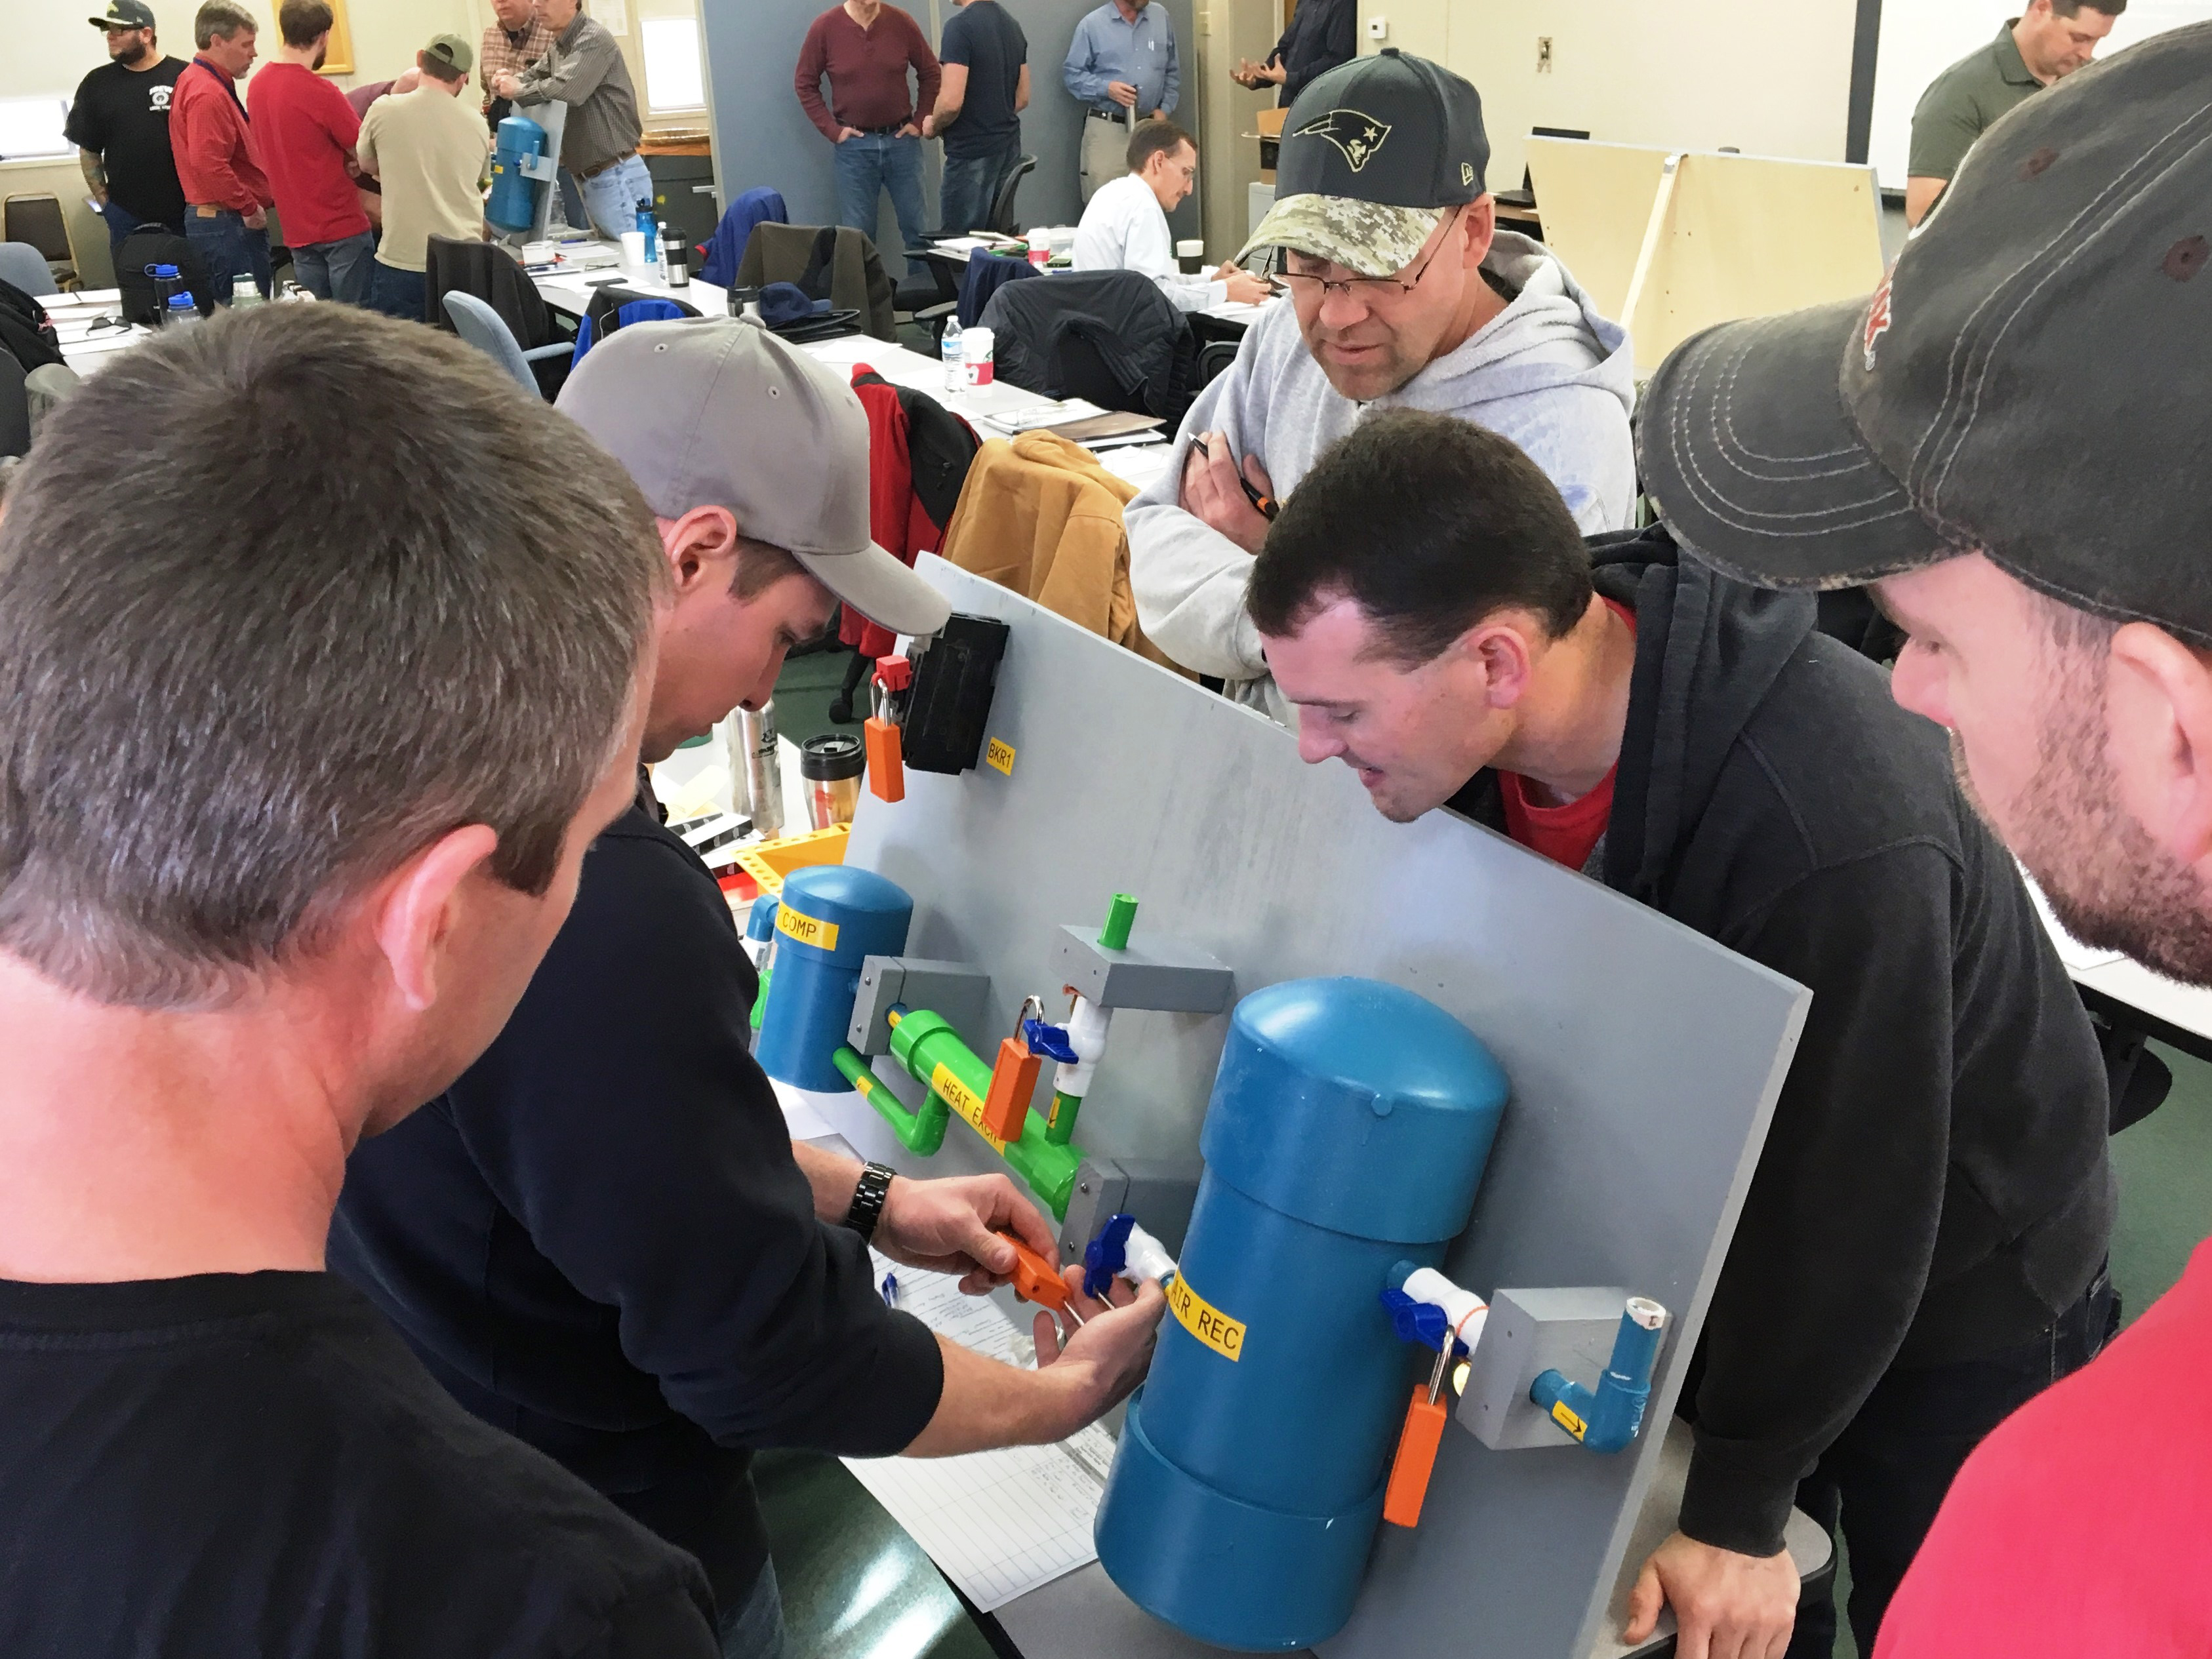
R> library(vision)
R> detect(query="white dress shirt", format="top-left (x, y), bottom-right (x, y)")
top-left (1072, 172), bottom-right (1224, 311)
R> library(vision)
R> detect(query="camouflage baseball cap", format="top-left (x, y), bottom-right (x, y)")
top-left (1238, 49), bottom-right (1487, 277)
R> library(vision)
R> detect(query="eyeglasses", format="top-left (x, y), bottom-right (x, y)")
top-left (1279, 206), bottom-right (1464, 302)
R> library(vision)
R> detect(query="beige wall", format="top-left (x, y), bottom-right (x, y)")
top-left (1196, 0), bottom-right (1289, 266)
top-left (1357, 0), bottom-right (1858, 196)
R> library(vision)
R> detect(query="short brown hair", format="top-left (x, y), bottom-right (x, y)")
top-left (418, 46), bottom-right (467, 84)
top-left (2052, 0), bottom-right (2125, 15)
top-left (194, 0), bottom-right (256, 47)
top-left (1127, 118), bottom-right (1194, 175)
top-left (0, 306), bottom-right (665, 1009)
top-left (278, 0), bottom-right (331, 46)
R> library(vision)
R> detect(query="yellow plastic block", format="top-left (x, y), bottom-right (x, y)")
top-left (731, 822), bottom-right (849, 898)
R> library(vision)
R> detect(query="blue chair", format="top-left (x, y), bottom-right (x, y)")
top-left (442, 290), bottom-right (571, 397)
top-left (698, 187), bottom-right (788, 289)
top-left (0, 241), bottom-right (58, 298)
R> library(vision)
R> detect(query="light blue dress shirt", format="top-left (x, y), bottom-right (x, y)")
top-left (1062, 1), bottom-right (1179, 117)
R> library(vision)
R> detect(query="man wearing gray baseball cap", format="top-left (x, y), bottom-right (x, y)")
top-left (332, 320), bottom-right (1165, 1658)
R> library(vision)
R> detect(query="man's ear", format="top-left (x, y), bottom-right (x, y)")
top-left (1459, 614), bottom-right (1538, 711)
top-left (370, 824), bottom-right (502, 1012)
top-left (1460, 195), bottom-right (1498, 270)
top-left (657, 506), bottom-right (740, 598)
top-left (2107, 622), bottom-right (2212, 872)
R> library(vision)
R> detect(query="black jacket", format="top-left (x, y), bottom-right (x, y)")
top-left (331, 806), bottom-right (945, 1612)
top-left (982, 266), bottom-right (1199, 424)
top-left (1268, 0), bottom-right (1357, 104)
top-left (1455, 527), bottom-right (2115, 1555)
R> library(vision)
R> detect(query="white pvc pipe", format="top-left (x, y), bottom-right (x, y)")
top-left (1401, 1267), bottom-right (1489, 1354)
top-left (1051, 995), bottom-right (1114, 1100)
top-left (1123, 1222), bottom-right (1178, 1286)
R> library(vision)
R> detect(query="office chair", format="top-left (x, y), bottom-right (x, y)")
top-left (3, 196), bottom-right (76, 290)
top-left (0, 241), bottom-right (60, 298)
top-left (441, 291), bottom-right (571, 397)
top-left (986, 155), bottom-right (1037, 235)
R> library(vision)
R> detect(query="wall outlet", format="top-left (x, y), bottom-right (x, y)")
top-left (1537, 35), bottom-right (1553, 71)
top-left (1367, 15), bottom-right (1388, 40)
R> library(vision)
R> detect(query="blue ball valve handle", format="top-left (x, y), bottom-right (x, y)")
top-left (1530, 1296), bottom-right (1670, 1454)
top-left (1082, 1211), bottom-right (1178, 1300)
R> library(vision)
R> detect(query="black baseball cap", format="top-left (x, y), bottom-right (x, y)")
top-left (1238, 49), bottom-right (1490, 277)
top-left (90, 0), bottom-right (156, 29)
top-left (1639, 22), bottom-right (2212, 646)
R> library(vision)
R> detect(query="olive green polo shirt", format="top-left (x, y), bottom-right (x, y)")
top-left (1908, 19), bottom-right (2042, 181)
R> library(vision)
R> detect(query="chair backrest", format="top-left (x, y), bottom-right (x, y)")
top-left (0, 243), bottom-right (58, 298)
top-left (0, 351), bottom-right (30, 460)
top-left (426, 235), bottom-right (557, 344)
top-left (988, 157), bottom-right (1037, 237)
top-left (735, 222), bottom-right (896, 340)
top-left (441, 290), bottom-right (539, 394)
top-left (981, 267), bottom-right (1192, 418)
top-left (955, 249), bottom-right (1034, 329)
top-left (2, 197), bottom-right (72, 268)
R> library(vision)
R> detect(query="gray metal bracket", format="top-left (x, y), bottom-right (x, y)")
top-left (1049, 926), bottom-right (1234, 1013)
top-left (847, 955), bottom-right (993, 1055)
top-left (1055, 1155), bottom-right (1202, 1268)
top-left (1458, 1287), bottom-right (1639, 1450)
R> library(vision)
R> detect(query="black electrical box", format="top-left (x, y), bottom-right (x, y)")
top-left (902, 612), bottom-right (1009, 774)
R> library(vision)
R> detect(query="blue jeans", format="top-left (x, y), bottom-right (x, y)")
top-left (1781, 1265), bottom-right (2120, 1658)
top-left (291, 229), bottom-right (377, 304)
top-left (183, 207), bottom-right (271, 304)
top-left (833, 132), bottom-right (925, 273)
top-left (717, 1562), bottom-right (788, 1659)
top-left (940, 138), bottom-right (1022, 237)
top-left (367, 260), bottom-right (427, 322)
top-left (578, 152), bottom-right (655, 241)
top-left (98, 199), bottom-right (151, 267)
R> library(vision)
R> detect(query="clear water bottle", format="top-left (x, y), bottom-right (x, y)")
top-left (147, 263), bottom-right (182, 323)
top-left (165, 292), bottom-right (203, 327)
top-left (231, 274), bottom-right (265, 309)
top-left (940, 319), bottom-right (965, 392)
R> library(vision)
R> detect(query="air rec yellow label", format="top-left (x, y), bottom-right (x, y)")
top-left (1165, 1273), bottom-right (1245, 1362)
top-left (775, 905), bottom-right (839, 952)
top-left (932, 1062), bottom-right (1007, 1151)
top-left (984, 738), bottom-right (1016, 776)
top-left (1550, 1400), bottom-right (1588, 1441)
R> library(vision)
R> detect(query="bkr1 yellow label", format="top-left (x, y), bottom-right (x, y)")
top-left (1165, 1273), bottom-right (1245, 1361)
top-left (932, 1062), bottom-right (1007, 1151)
top-left (775, 905), bottom-right (839, 952)
top-left (984, 738), bottom-right (1016, 776)
top-left (1550, 1400), bottom-right (1588, 1441)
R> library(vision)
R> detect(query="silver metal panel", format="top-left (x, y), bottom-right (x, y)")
top-left (810, 557), bottom-right (1811, 1659)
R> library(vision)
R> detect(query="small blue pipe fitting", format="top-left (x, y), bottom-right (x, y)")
top-left (1529, 1296), bottom-right (1668, 1454)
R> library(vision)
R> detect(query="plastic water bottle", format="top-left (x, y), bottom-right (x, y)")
top-left (230, 274), bottom-right (264, 309)
top-left (635, 197), bottom-right (657, 249)
top-left (940, 319), bottom-right (964, 392)
top-left (148, 263), bottom-right (182, 323)
top-left (165, 292), bottom-right (203, 327)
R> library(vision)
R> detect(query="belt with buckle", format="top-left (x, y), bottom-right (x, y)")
top-left (577, 149), bottom-right (637, 179)
top-left (1087, 106), bottom-right (1131, 120)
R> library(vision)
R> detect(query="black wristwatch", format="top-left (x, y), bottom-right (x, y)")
top-left (843, 1162), bottom-right (896, 1244)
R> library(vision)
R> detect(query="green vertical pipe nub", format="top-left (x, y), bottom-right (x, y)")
top-left (1099, 892), bottom-right (1138, 951)
top-left (1045, 1089), bottom-right (1082, 1147)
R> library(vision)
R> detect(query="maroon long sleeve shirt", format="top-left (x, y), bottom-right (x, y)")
top-left (794, 4), bottom-right (940, 142)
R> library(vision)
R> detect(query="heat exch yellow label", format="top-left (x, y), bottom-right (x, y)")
top-left (1165, 1272), bottom-right (1246, 1362)
top-left (775, 905), bottom-right (839, 952)
top-left (985, 738), bottom-right (1016, 776)
top-left (1550, 1400), bottom-right (1588, 1441)
top-left (932, 1063), bottom-right (1007, 1151)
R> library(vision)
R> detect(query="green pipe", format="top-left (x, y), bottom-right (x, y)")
top-left (1045, 1089), bottom-right (1082, 1147)
top-left (1098, 892), bottom-right (1138, 951)
top-left (835, 1043), bottom-right (947, 1155)
top-left (750, 967), bottom-right (772, 1033)
top-left (885, 1006), bottom-right (1085, 1220)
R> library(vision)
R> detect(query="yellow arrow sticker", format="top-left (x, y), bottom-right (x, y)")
top-left (1550, 1400), bottom-right (1588, 1441)
top-left (1165, 1272), bottom-right (1246, 1362)
top-left (775, 905), bottom-right (839, 952)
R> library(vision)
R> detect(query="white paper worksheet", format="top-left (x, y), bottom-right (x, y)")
top-left (841, 1254), bottom-right (1117, 1612)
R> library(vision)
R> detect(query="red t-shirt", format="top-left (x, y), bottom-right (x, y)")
top-left (1875, 1236), bottom-right (2212, 1658)
top-left (1498, 600), bottom-right (1636, 872)
top-left (246, 62), bottom-right (368, 245)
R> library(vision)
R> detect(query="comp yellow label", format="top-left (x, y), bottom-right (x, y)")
top-left (1550, 1400), bottom-right (1588, 1441)
top-left (774, 905), bottom-right (839, 952)
top-left (932, 1062), bottom-right (1007, 1151)
top-left (1165, 1273), bottom-right (1245, 1362)
top-left (984, 737), bottom-right (1016, 776)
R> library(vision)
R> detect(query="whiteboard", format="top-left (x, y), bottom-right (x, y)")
top-left (1868, 1), bottom-right (2212, 190)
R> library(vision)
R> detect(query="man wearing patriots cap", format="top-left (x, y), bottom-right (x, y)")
top-left (1125, 48), bottom-right (1636, 723)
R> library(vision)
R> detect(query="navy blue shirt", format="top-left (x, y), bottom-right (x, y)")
top-left (939, 0), bottom-right (1027, 159)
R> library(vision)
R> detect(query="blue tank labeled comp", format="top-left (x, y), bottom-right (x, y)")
top-left (486, 113), bottom-right (548, 232)
top-left (753, 865), bottom-right (912, 1091)
top-left (1095, 978), bottom-right (1508, 1652)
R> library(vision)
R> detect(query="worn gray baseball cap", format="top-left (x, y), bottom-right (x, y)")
top-left (557, 319), bottom-right (950, 637)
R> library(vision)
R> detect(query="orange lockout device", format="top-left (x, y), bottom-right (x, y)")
top-left (1382, 1342), bottom-right (1454, 1527)
top-left (997, 1231), bottom-right (1083, 1325)
top-left (981, 1035), bottom-right (1041, 1142)
top-left (864, 717), bottom-right (904, 802)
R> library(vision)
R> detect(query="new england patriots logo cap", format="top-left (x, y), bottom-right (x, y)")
top-left (1639, 21), bottom-right (2212, 645)
top-left (1237, 49), bottom-right (1490, 279)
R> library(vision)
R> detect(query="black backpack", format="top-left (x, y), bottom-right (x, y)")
top-left (0, 277), bottom-right (61, 374)
top-left (894, 382), bottom-right (979, 531)
top-left (115, 224), bottom-right (217, 325)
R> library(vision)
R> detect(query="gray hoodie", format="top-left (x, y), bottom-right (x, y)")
top-left (1126, 231), bottom-right (1638, 721)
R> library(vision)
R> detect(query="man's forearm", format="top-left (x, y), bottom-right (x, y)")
top-left (79, 150), bottom-right (108, 199)
top-left (792, 1139), bottom-right (863, 1222)
top-left (902, 1332), bottom-right (1086, 1454)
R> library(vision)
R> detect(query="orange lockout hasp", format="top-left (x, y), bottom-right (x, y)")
top-left (997, 1231), bottom-right (1079, 1321)
top-left (1382, 1390), bottom-right (1447, 1527)
top-left (982, 1035), bottom-right (1041, 1142)
top-left (864, 716), bottom-right (905, 802)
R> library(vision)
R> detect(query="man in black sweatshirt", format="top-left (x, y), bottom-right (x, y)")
top-left (331, 320), bottom-right (1165, 1659)
top-left (1246, 409), bottom-right (2115, 1659)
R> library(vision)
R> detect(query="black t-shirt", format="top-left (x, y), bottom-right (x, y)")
top-left (939, 0), bottom-right (1026, 159)
top-left (0, 1269), bottom-right (719, 1658)
top-left (330, 805), bottom-right (945, 1616)
top-left (64, 56), bottom-right (188, 227)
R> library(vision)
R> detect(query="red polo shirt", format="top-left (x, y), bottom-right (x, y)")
top-left (247, 61), bottom-right (368, 245)
top-left (169, 56), bottom-right (271, 214)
